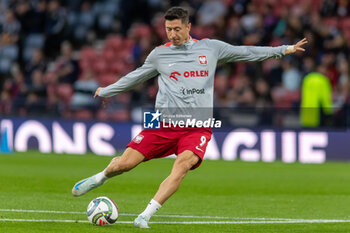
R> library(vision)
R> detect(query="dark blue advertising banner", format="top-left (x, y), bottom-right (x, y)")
top-left (1, 117), bottom-right (349, 163)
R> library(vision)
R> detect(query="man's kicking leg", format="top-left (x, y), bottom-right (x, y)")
top-left (134, 150), bottom-right (199, 228)
top-left (72, 148), bottom-right (146, 197)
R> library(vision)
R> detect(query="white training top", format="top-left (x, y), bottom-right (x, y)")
top-left (99, 38), bottom-right (287, 119)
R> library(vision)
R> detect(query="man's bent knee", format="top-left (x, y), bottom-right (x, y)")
top-left (174, 150), bottom-right (200, 173)
top-left (105, 158), bottom-right (137, 176)
top-left (105, 148), bottom-right (146, 176)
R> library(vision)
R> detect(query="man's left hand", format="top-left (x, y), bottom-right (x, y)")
top-left (285, 38), bottom-right (308, 55)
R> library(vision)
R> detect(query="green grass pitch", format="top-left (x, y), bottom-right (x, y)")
top-left (0, 151), bottom-right (350, 233)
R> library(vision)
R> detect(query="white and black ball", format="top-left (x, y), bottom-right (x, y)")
top-left (87, 196), bottom-right (119, 225)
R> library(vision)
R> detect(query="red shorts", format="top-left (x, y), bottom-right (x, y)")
top-left (127, 126), bottom-right (212, 169)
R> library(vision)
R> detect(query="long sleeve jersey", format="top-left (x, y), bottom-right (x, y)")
top-left (99, 38), bottom-right (287, 120)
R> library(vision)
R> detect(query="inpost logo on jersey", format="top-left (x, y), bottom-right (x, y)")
top-left (180, 87), bottom-right (205, 95)
top-left (143, 110), bottom-right (222, 129)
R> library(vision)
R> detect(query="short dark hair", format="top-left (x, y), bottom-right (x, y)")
top-left (164, 7), bottom-right (189, 24)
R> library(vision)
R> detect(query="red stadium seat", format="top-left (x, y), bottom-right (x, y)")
top-left (342, 30), bottom-right (350, 47)
top-left (122, 38), bottom-right (134, 51)
top-left (74, 109), bottom-right (94, 120)
top-left (80, 46), bottom-right (97, 62)
top-left (110, 109), bottom-right (130, 122)
top-left (79, 59), bottom-right (91, 74)
top-left (96, 109), bottom-right (109, 121)
top-left (280, 0), bottom-right (295, 6)
top-left (132, 24), bottom-right (152, 38)
top-left (323, 17), bottom-right (339, 29)
top-left (102, 48), bottom-right (116, 63)
top-left (56, 84), bottom-right (74, 103)
top-left (105, 35), bottom-right (123, 50)
top-left (272, 88), bottom-right (300, 108)
top-left (341, 17), bottom-right (350, 31)
top-left (98, 73), bottom-right (118, 86)
top-left (108, 60), bottom-right (125, 74)
top-left (310, 0), bottom-right (323, 12)
top-left (93, 58), bottom-right (108, 75)
top-left (46, 85), bottom-right (57, 104)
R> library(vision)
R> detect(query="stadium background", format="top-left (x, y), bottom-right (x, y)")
top-left (1, 1), bottom-right (350, 232)
top-left (1, 0), bottom-right (349, 124)
top-left (0, 0), bottom-right (349, 162)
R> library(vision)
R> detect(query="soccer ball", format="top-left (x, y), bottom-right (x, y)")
top-left (87, 196), bottom-right (119, 225)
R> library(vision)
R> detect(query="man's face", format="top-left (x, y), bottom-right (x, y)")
top-left (165, 19), bottom-right (191, 46)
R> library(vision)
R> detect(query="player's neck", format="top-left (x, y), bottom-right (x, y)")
top-left (176, 36), bottom-right (190, 46)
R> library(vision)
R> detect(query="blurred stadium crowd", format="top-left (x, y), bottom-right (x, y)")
top-left (0, 0), bottom-right (349, 125)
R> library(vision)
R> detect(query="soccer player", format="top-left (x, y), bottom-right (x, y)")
top-left (72, 7), bottom-right (307, 228)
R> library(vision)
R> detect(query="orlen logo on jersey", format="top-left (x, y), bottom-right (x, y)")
top-left (169, 72), bottom-right (180, 81)
top-left (169, 70), bottom-right (209, 81)
top-left (184, 70), bottom-right (208, 78)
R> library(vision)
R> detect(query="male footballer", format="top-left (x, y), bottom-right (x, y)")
top-left (72, 6), bottom-right (307, 228)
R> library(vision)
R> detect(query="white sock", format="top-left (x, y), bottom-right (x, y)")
top-left (94, 170), bottom-right (108, 184)
top-left (139, 199), bottom-right (162, 221)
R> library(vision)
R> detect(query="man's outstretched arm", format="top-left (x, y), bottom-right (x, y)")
top-left (211, 38), bottom-right (308, 63)
top-left (94, 49), bottom-right (159, 98)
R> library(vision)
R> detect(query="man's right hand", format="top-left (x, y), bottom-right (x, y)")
top-left (94, 87), bottom-right (101, 98)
